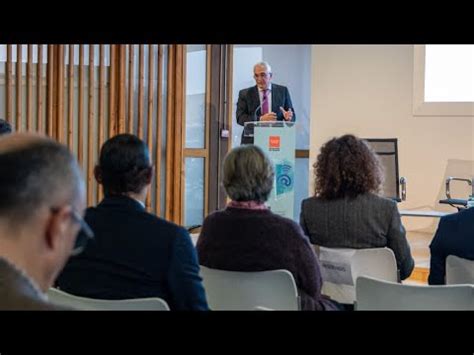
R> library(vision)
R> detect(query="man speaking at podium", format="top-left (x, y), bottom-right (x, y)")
top-left (236, 61), bottom-right (295, 145)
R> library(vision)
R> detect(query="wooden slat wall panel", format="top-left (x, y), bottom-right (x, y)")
top-left (26, 45), bottom-right (33, 131)
top-left (3, 42), bottom-right (186, 225)
top-left (165, 45), bottom-right (176, 221)
top-left (204, 45), bottom-right (212, 216)
top-left (37, 45), bottom-right (43, 133)
top-left (78, 45), bottom-right (84, 165)
top-left (128, 45), bottom-right (135, 134)
top-left (174, 46), bottom-right (185, 225)
top-left (47, 45), bottom-right (54, 137)
top-left (97, 45), bottom-right (106, 202)
top-left (67, 45), bottom-right (74, 148)
top-left (146, 45), bottom-right (155, 210)
top-left (108, 45), bottom-right (117, 138)
top-left (6, 45), bottom-right (13, 124)
top-left (118, 45), bottom-right (126, 134)
top-left (16, 45), bottom-right (22, 131)
top-left (155, 44), bottom-right (163, 217)
top-left (56, 45), bottom-right (65, 143)
top-left (87, 45), bottom-right (95, 206)
top-left (137, 45), bottom-right (145, 140)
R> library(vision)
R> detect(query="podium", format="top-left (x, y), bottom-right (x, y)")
top-left (244, 121), bottom-right (296, 219)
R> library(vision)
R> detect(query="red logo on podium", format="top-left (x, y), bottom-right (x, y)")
top-left (269, 136), bottom-right (280, 150)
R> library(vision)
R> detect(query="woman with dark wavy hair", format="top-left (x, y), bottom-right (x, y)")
top-left (300, 134), bottom-right (414, 280)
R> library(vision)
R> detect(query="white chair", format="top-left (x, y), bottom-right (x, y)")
top-left (199, 266), bottom-right (299, 310)
top-left (47, 288), bottom-right (170, 310)
top-left (446, 255), bottom-right (474, 285)
top-left (317, 246), bottom-right (398, 304)
top-left (356, 276), bottom-right (474, 310)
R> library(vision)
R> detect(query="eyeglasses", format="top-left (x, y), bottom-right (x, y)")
top-left (51, 207), bottom-right (94, 256)
top-left (69, 210), bottom-right (94, 256)
top-left (254, 72), bottom-right (270, 79)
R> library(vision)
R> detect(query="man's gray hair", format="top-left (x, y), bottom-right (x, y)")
top-left (223, 145), bottom-right (274, 203)
top-left (0, 135), bottom-right (84, 223)
top-left (254, 61), bottom-right (272, 74)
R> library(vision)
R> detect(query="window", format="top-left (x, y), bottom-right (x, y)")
top-left (413, 45), bottom-right (474, 116)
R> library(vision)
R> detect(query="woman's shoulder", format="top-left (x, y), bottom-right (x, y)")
top-left (363, 193), bottom-right (398, 208)
top-left (301, 196), bottom-right (325, 208)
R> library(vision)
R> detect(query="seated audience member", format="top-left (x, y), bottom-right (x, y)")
top-left (0, 134), bottom-right (86, 310)
top-left (428, 207), bottom-right (474, 285)
top-left (0, 118), bottom-right (12, 136)
top-left (196, 145), bottom-right (339, 311)
top-left (56, 134), bottom-right (208, 311)
top-left (300, 134), bottom-right (414, 280)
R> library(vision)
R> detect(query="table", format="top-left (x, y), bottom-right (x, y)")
top-left (399, 210), bottom-right (454, 218)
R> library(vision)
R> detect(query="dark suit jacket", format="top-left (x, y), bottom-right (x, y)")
top-left (0, 258), bottom-right (67, 310)
top-left (300, 193), bottom-right (415, 280)
top-left (56, 196), bottom-right (208, 310)
top-left (236, 84), bottom-right (295, 144)
top-left (428, 207), bottom-right (474, 285)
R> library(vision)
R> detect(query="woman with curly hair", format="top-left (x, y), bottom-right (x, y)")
top-left (300, 134), bottom-right (414, 280)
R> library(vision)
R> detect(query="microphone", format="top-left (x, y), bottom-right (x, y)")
top-left (244, 104), bottom-right (262, 140)
top-left (253, 103), bottom-right (262, 122)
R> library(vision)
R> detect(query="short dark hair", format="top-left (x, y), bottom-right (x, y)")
top-left (97, 134), bottom-right (152, 197)
top-left (314, 134), bottom-right (384, 199)
top-left (0, 119), bottom-right (12, 135)
top-left (0, 137), bottom-right (82, 222)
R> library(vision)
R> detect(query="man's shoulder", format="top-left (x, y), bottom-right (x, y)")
top-left (239, 85), bottom-right (257, 96)
top-left (86, 206), bottom-right (188, 239)
top-left (271, 83), bottom-right (287, 90)
top-left (441, 207), bottom-right (474, 228)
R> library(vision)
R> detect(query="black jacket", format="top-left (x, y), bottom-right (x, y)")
top-left (429, 207), bottom-right (474, 285)
top-left (56, 196), bottom-right (208, 310)
top-left (236, 84), bottom-right (295, 144)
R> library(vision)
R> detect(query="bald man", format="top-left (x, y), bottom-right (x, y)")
top-left (0, 134), bottom-right (88, 310)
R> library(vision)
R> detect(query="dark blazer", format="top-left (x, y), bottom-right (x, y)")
top-left (428, 207), bottom-right (474, 285)
top-left (196, 207), bottom-right (339, 311)
top-left (56, 196), bottom-right (208, 310)
top-left (0, 258), bottom-right (67, 310)
top-left (300, 193), bottom-right (415, 280)
top-left (236, 84), bottom-right (295, 144)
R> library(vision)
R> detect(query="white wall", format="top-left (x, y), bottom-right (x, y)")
top-left (310, 45), bottom-right (474, 232)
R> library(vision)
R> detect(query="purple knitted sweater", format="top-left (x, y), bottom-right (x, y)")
top-left (196, 207), bottom-right (338, 311)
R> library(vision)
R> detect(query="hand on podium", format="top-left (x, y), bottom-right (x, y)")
top-left (280, 107), bottom-right (293, 121)
top-left (260, 112), bottom-right (277, 121)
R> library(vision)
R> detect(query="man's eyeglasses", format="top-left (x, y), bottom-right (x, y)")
top-left (254, 72), bottom-right (270, 79)
top-left (51, 208), bottom-right (94, 256)
top-left (69, 210), bottom-right (94, 256)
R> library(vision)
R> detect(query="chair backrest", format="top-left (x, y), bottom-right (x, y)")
top-left (356, 276), bottom-right (474, 310)
top-left (318, 246), bottom-right (398, 304)
top-left (199, 266), bottom-right (299, 310)
top-left (365, 138), bottom-right (400, 202)
top-left (446, 255), bottom-right (474, 285)
top-left (47, 288), bottom-right (170, 310)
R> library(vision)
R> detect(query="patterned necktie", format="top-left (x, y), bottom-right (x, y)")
top-left (262, 89), bottom-right (269, 115)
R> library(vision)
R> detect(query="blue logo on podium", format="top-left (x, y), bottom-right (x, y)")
top-left (276, 161), bottom-right (294, 195)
